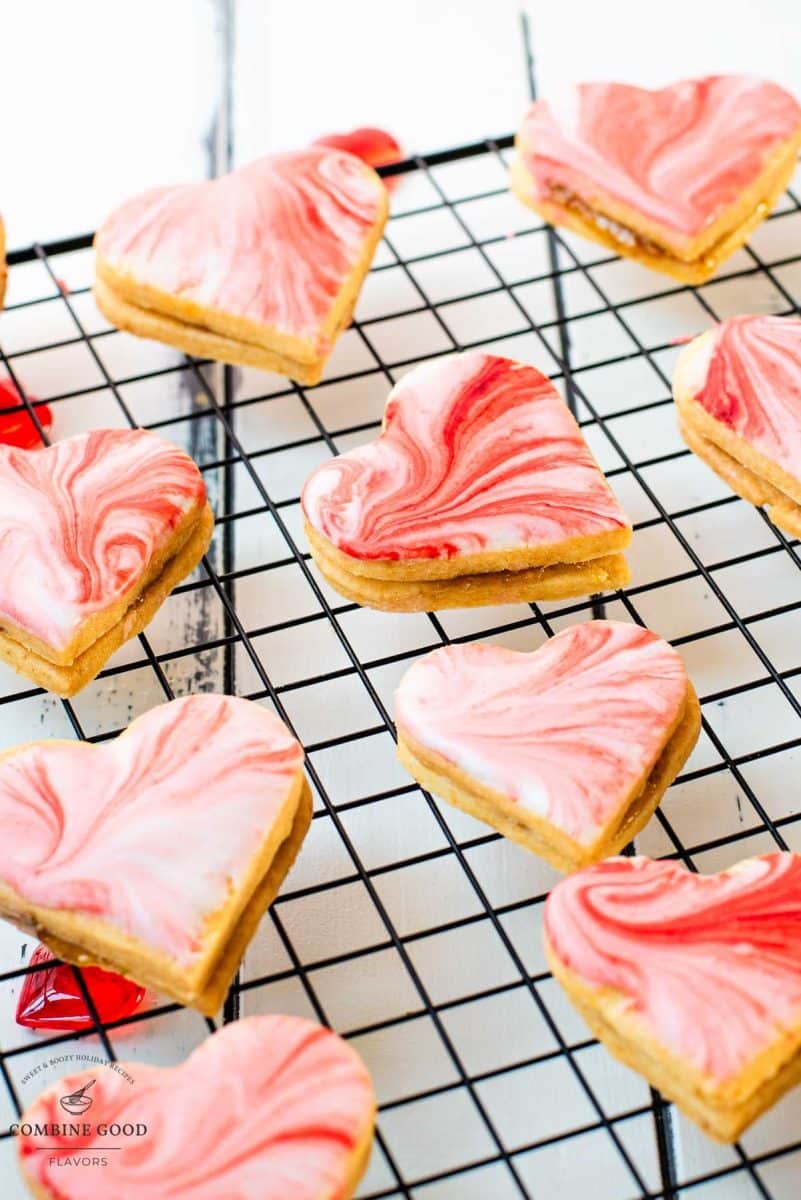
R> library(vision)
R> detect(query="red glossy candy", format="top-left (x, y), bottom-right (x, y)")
top-left (0, 378), bottom-right (52, 449)
top-left (314, 127), bottom-right (403, 189)
top-left (16, 944), bottom-right (145, 1032)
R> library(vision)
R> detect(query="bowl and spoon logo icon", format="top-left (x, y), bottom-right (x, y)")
top-left (58, 1080), bottom-right (96, 1116)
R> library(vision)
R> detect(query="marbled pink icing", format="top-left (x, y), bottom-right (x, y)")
top-left (688, 314), bottom-right (801, 479)
top-left (519, 76), bottom-right (801, 237)
top-left (0, 428), bottom-right (206, 651)
top-left (0, 694), bottom-right (302, 962)
top-left (17, 1015), bottom-right (374, 1198)
top-left (96, 147), bottom-right (385, 347)
top-left (302, 352), bottom-right (630, 562)
top-left (395, 620), bottom-right (688, 844)
top-left (546, 853), bottom-right (801, 1080)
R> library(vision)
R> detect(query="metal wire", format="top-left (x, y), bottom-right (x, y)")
top-left (0, 135), bottom-right (800, 1198)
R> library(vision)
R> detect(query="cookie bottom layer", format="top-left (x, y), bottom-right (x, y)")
top-left (398, 683), bottom-right (701, 872)
top-left (308, 527), bottom-right (630, 611)
top-left (342, 1120), bottom-right (377, 1200)
top-left (545, 948), bottom-right (801, 1141)
top-left (510, 152), bottom-right (799, 284)
top-left (0, 503), bottom-right (214, 697)
top-left (95, 276), bottom-right (331, 384)
top-left (679, 418), bottom-right (801, 539)
top-left (1, 780), bottom-right (312, 1017)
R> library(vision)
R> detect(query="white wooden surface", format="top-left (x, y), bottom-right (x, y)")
top-left (4, 0), bottom-right (800, 243)
top-left (1, 3), bottom-right (801, 1198)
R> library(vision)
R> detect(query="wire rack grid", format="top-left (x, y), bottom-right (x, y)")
top-left (1, 131), bottom-right (801, 1200)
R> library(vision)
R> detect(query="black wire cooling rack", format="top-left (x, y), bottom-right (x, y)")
top-left (1, 131), bottom-right (801, 1200)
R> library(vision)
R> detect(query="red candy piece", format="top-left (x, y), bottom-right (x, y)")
top-left (16, 944), bottom-right (145, 1032)
top-left (0, 379), bottom-right (52, 449)
top-left (314, 127), bottom-right (403, 189)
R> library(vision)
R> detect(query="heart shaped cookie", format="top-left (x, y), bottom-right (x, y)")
top-left (395, 620), bottom-right (700, 870)
top-left (94, 147), bottom-right (388, 385)
top-left (302, 353), bottom-right (631, 610)
top-left (674, 314), bottom-right (801, 537)
top-left (16, 1015), bottom-right (375, 1199)
top-left (545, 853), bottom-right (801, 1140)
top-left (0, 428), bottom-right (213, 696)
top-left (0, 693), bottom-right (311, 1014)
top-left (511, 75), bottom-right (801, 282)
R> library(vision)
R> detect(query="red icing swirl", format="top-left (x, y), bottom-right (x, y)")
top-left (690, 314), bottom-right (801, 479)
top-left (519, 76), bottom-right (801, 237)
top-left (0, 694), bottom-right (302, 963)
top-left (545, 854), bottom-right (801, 1080)
top-left (0, 428), bottom-right (206, 650)
top-left (302, 352), bottom-right (629, 561)
top-left (96, 147), bottom-right (384, 347)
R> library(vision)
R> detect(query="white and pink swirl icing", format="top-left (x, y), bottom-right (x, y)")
top-left (0, 428), bottom-right (206, 652)
top-left (17, 1015), bottom-right (375, 1199)
top-left (394, 620), bottom-right (688, 844)
top-left (0, 694), bottom-right (302, 962)
top-left (518, 76), bottom-right (801, 238)
top-left (684, 314), bottom-right (801, 479)
top-left (302, 353), bottom-right (630, 562)
top-left (96, 147), bottom-right (384, 346)
top-left (545, 853), bottom-right (801, 1080)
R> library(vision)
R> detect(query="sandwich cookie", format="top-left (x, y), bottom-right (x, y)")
top-left (95, 147), bottom-right (388, 385)
top-left (395, 620), bottom-right (700, 871)
top-left (545, 853), bottom-right (801, 1140)
top-left (302, 352), bottom-right (632, 611)
top-left (0, 428), bottom-right (213, 696)
top-left (512, 76), bottom-right (801, 283)
top-left (674, 314), bottom-right (801, 537)
top-left (0, 694), bottom-right (311, 1015)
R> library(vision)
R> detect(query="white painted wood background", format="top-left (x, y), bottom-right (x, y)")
top-left (3, 0), bottom-right (800, 245)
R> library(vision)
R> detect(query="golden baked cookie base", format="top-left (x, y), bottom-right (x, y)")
top-left (546, 943), bottom-right (801, 1141)
top-left (0, 498), bottom-right (209, 668)
top-left (341, 1120), bottom-right (377, 1200)
top-left (673, 332), bottom-right (801, 536)
top-left (0, 778), bottom-right (312, 1017)
top-left (94, 176), bottom-right (388, 386)
top-left (95, 277), bottom-right (335, 386)
top-left (680, 419), bottom-right (801, 539)
top-left (307, 524), bottom-right (630, 611)
top-left (0, 503), bottom-right (214, 697)
top-left (510, 140), bottom-right (801, 284)
top-left (398, 684), bottom-right (700, 872)
top-left (309, 520), bottom-right (632, 582)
